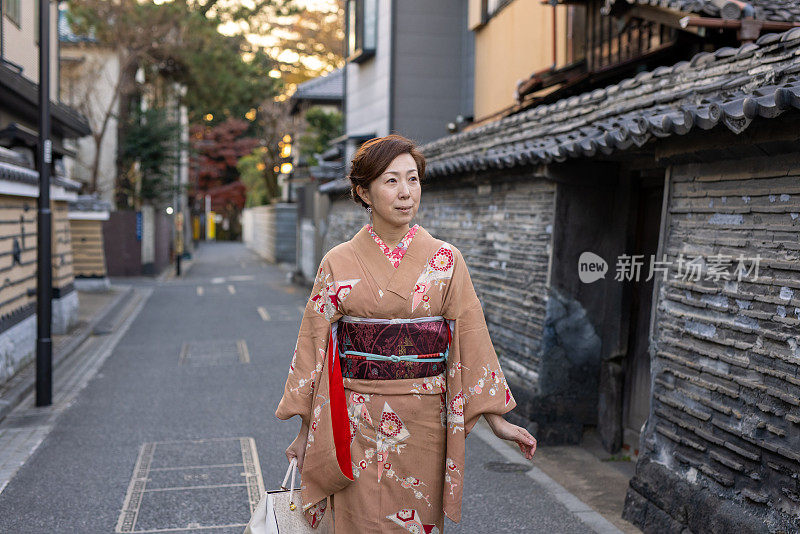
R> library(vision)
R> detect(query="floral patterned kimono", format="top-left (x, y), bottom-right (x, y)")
top-left (275, 223), bottom-right (517, 533)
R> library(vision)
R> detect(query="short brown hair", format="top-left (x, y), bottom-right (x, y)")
top-left (347, 134), bottom-right (426, 209)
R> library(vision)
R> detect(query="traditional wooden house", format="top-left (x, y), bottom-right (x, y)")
top-left (319, 0), bottom-right (800, 529)
top-left (419, 25), bottom-right (800, 534)
top-left (0, 1), bottom-right (89, 388)
top-left (514, 0), bottom-right (800, 113)
top-left (0, 148), bottom-right (82, 387)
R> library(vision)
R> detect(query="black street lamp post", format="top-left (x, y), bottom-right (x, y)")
top-left (36, 0), bottom-right (53, 407)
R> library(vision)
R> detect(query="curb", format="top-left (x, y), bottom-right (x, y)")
top-left (0, 285), bottom-right (135, 424)
top-left (470, 421), bottom-right (626, 534)
top-left (157, 256), bottom-right (196, 282)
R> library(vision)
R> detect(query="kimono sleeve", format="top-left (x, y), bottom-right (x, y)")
top-left (443, 246), bottom-right (517, 435)
top-left (275, 254), bottom-right (341, 427)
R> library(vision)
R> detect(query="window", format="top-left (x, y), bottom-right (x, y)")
top-left (346, 0), bottom-right (376, 63)
top-left (480, 0), bottom-right (514, 25)
top-left (3, 0), bottom-right (21, 28)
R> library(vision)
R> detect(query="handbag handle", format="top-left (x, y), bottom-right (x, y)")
top-left (280, 457), bottom-right (298, 511)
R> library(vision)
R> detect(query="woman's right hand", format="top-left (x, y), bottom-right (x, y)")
top-left (286, 421), bottom-right (310, 470)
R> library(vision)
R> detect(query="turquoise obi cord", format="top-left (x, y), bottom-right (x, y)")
top-left (336, 315), bottom-right (452, 364)
top-left (338, 346), bottom-right (449, 363)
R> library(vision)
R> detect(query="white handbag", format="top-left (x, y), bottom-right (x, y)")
top-left (243, 457), bottom-right (333, 534)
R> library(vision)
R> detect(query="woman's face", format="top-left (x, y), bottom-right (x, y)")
top-left (358, 153), bottom-right (421, 227)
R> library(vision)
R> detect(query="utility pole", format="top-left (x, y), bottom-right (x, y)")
top-left (36, 0), bottom-right (53, 407)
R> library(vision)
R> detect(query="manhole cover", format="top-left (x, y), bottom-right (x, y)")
top-left (179, 340), bottom-right (249, 365)
top-left (483, 461), bottom-right (532, 473)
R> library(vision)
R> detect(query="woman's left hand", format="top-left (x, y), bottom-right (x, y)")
top-left (485, 414), bottom-right (537, 460)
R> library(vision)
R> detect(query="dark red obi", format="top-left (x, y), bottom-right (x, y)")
top-left (336, 316), bottom-right (451, 380)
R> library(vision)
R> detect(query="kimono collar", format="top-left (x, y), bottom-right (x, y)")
top-left (352, 224), bottom-right (437, 301)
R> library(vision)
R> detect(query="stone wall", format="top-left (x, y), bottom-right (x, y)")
top-left (623, 153), bottom-right (800, 532)
top-left (242, 204), bottom-right (297, 264)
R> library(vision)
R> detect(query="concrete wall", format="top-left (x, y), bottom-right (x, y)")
top-left (242, 204), bottom-right (297, 264)
top-left (295, 184), bottom-right (332, 283)
top-left (623, 152), bottom-right (800, 533)
top-left (152, 207), bottom-right (172, 275)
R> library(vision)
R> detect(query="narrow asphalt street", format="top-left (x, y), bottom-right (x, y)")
top-left (0, 241), bottom-right (621, 533)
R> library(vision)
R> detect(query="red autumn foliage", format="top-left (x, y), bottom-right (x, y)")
top-left (189, 118), bottom-right (260, 211)
top-left (206, 181), bottom-right (247, 212)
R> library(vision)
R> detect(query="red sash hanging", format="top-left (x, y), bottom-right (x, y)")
top-left (328, 325), bottom-right (354, 481)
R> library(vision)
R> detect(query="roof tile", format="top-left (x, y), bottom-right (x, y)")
top-left (420, 29), bottom-right (800, 176)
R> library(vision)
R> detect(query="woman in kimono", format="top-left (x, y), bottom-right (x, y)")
top-left (276, 134), bottom-right (537, 533)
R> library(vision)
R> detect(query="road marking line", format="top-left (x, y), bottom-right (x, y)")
top-left (117, 523), bottom-right (248, 533)
top-left (257, 307), bottom-right (270, 321)
top-left (470, 422), bottom-right (624, 534)
top-left (144, 483), bottom-right (248, 492)
top-left (211, 277), bottom-right (225, 284)
top-left (144, 436), bottom-right (252, 445)
top-left (228, 285), bottom-right (235, 294)
top-left (242, 437), bottom-right (265, 514)
top-left (115, 442), bottom-right (155, 532)
top-left (149, 463), bottom-right (244, 471)
top-left (196, 286), bottom-right (203, 296)
top-left (237, 340), bottom-right (250, 364)
top-left (178, 342), bottom-right (189, 364)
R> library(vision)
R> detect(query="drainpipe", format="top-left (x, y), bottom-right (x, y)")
top-left (551, 0), bottom-right (558, 68)
top-left (389, 0), bottom-right (396, 134)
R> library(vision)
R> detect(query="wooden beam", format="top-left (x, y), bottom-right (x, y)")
top-left (624, 6), bottom-right (700, 34)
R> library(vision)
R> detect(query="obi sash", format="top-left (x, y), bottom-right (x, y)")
top-left (336, 315), bottom-right (451, 380)
top-left (325, 316), bottom-right (453, 480)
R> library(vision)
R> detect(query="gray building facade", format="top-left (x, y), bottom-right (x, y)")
top-left (343, 0), bottom-right (473, 169)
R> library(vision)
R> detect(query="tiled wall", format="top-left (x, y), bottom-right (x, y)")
top-left (625, 153), bottom-right (800, 532)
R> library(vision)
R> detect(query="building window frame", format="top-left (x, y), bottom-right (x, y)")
top-left (480, 0), bottom-right (514, 25)
top-left (346, 0), bottom-right (376, 63)
top-left (2, 0), bottom-right (20, 29)
top-left (34, 1), bottom-right (39, 44)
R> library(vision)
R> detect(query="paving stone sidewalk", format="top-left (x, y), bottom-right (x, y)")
top-left (0, 286), bottom-right (132, 424)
